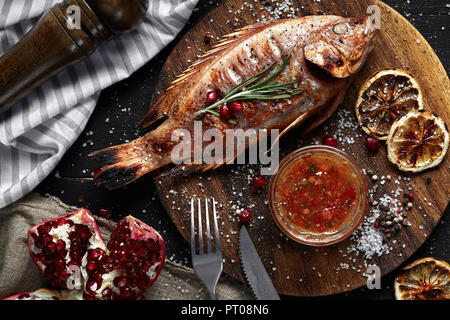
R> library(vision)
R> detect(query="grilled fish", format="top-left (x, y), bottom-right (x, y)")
top-left (90, 16), bottom-right (377, 189)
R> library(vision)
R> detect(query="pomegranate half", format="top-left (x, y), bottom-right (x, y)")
top-left (28, 208), bottom-right (104, 289)
top-left (5, 209), bottom-right (165, 300)
top-left (82, 216), bottom-right (166, 300)
top-left (3, 289), bottom-right (82, 300)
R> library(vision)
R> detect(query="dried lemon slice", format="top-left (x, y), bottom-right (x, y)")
top-left (387, 110), bottom-right (449, 172)
top-left (395, 257), bottom-right (450, 300)
top-left (355, 70), bottom-right (424, 140)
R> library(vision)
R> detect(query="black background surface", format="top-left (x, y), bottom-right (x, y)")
top-left (35, 0), bottom-right (449, 299)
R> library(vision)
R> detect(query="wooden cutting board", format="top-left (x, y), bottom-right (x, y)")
top-left (152, 0), bottom-right (450, 296)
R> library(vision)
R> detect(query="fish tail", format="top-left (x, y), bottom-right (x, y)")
top-left (89, 137), bottom-right (161, 190)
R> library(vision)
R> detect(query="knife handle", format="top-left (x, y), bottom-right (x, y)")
top-left (0, 0), bottom-right (148, 113)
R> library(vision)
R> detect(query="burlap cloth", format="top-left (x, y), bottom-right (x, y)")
top-left (0, 193), bottom-right (253, 300)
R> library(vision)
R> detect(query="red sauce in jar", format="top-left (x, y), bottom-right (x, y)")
top-left (274, 152), bottom-right (359, 233)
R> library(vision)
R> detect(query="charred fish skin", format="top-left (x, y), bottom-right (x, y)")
top-left (90, 16), bottom-right (377, 190)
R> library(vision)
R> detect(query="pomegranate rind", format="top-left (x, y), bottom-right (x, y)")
top-left (387, 110), bottom-right (449, 172)
top-left (355, 69), bottom-right (424, 140)
top-left (3, 288), bottom-right (82, 300)
top-left (395, 257), bottom-right (450, 300)
top-left (27, 208), bottom-right (105, 288)
top-left (126, 215), bottom-right (166, 287)
top-left (84, 216), bottom-right (166, 300)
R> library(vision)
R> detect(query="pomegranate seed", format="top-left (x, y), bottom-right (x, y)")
top-left (54, 258), bottom-right (65, 268)
top-left (59, 270), bottom-right (69, 278)
top-left (114, 276), bottom-right (128, 289)
top-left (37, 224), bottom-right (51, 236)
top-left (99, 208), bottom-right (111, 219)
top-left (322, 135), bottom-right (338, 148)
top-left (88, 248), bottom-right (105, 261)
top-left (251, 174), bottom-right (266, 193)
top-left (91, 271), bottom-right (103, 281)
top-left (86, 279), bottom-right (101, 295)
top-left (373, 222), bottom-right (379, 229)
top-left (120, 285), bottom-right (133, 298)
top-left (83, 292), bottom-right (95, 300)
top-left (239, 210), bottom-right (251, 224)
top-left (407, 193), bottom-right (414, 200)
top-left (136, 278), bottom-right (149, 290)
top-left (43, 235), bottom-right (53, 246)
top-left (229, 101), bottom-right (243, 113)
top-left (76, 226), bottom-right (91, 241)
top-left (204, 32), bottom-right (213, 42)
top-left (365, 137), bottom-right (380, 153)
top-left (219, 104), bottom-right (231, 120)
top-left (206, 90), bottom-right (219, 104)
top-left (102, 288), bottom-right (112, 299)
top-left (86, 261), bottom-right (97, 272)
top-left (55, 240), bottom-right (65, 251)
top-left (47, 242), bottom-right (56, 254)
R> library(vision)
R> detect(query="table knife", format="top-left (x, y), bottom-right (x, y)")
top-left (239, 225), bottom-right (280, 300)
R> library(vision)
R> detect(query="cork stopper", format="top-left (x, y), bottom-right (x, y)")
top-left (85, 0), bottom-right (149, 33)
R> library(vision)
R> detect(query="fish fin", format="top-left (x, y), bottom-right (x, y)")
top-left (89, 137), bottom-right (163, 190)
top-left (302, 80), bottom-right (353, 134)
top-left (201, 159), bottom-right (231, 172)
top-left (157, 163), bottom-right (207, 178)
top-left (159, 154), bottom-right (237, 178)
top-left (268, 112), bottom-right (310, 153)
top-left (139, 21), bottom-right (278, 128)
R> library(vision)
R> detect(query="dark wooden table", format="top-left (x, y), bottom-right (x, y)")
top-left (36, 0), bottom-right (449, 299)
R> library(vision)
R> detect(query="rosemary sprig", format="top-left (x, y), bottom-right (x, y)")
top-left (194, 55), bottom-right (303, 121)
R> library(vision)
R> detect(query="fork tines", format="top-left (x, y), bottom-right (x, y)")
top-left (190, 198), bottom-right (221, 255)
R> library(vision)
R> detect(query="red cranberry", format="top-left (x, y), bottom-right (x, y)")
top-left (252, 174), bottom-right (266, 193)
top-left (373, 222), bottom-right (379, 229)
top-left (407, 193), bottom-right (414, 200)
top-left (239, 210), bottom-right (251, 224)
top-left (204, 33), bottom-right (213, 42)
top-left (365, 136), bottom-right (380, 153)
top-left (99, 208), bottom-right (111, 219)
top-left (323, 135), bottom-right (338, 148)
top-left (219, 104), bottom-right (231, 120)
top-left (229, 101), bottom-right (243, 113)
top-left (206, 90), bottom-right (219, 105)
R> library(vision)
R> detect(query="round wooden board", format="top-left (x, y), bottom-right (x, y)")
top-left (152, 0), bottom-right (450, 296)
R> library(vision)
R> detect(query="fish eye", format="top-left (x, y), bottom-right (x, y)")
top-left (333, 23), bottom-right (349, 35)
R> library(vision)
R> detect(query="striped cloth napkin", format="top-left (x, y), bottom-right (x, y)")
top-left (0, 0), bottom-right (198, 208)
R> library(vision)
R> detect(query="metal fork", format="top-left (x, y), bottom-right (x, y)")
top-left (190, 198), bottom-right (223, 300)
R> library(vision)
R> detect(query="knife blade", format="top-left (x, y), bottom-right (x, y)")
top-left (239, 225), bottom-right (280, 300)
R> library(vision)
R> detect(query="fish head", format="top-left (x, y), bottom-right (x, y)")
top-left (304, 16), bottom-right (378, 79)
